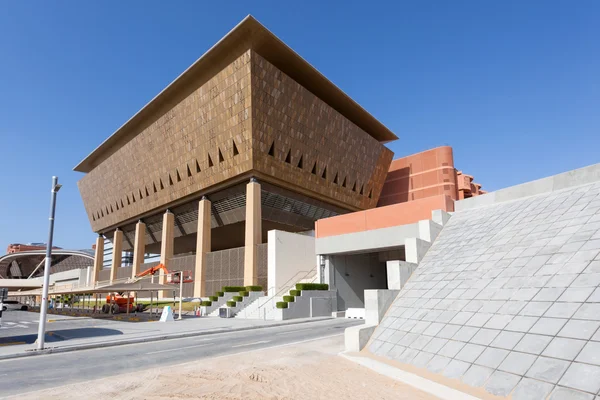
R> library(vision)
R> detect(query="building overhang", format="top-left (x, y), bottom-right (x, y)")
top-left (74, 15), bottom-right (397, 173)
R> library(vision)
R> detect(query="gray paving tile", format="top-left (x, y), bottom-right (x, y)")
top-left (548, 387), bottom-right (594, 400)
top-left (491, 331), bottom-right (525, 350)
top-left (410, 335), bottom-right (433, 350)
top-left (442, 359), bottom-right (471, 379)
top-left (573, 303), bottom-right (600, 321)
top-left (485, 314), bottom-right (514, 330)
top-left (437, 324), bottom-right (461, 339)
top-left (461, 364), bottom-right (494, 387)
top-left (575, 341), bottom-right (600, 366)
top-left (511, 377), bottom-right (554, 400)
top-left (485, 370), bottom-right (521, 397)
top-left (423, 337), bottom-right (448, 354)
top-left (545, 302), bottom-right (583, 318)
top-left (529, 317), bottom-right (569, 335)
top-left (455, 343), bottom-right (486, 363)
top-left (438, 340), bottom-right (465, 358)
top-left (542, 337), bottom-right (587, 361)
top-left (475, 347), bottom-right (510, 369)
top-left (453, 326), bottom-right (480, 342)
top-left (558, 287), bottom-right (596, 302)
top-left (471, 328), bottom-right (501, 345)
top-left (559, 362), bottom-right (600, 394)
top-left (571, 273), bottom-right (600, 288)
top-left (506, 315), bottom-right (540, 332)
top-left (426, 354), bottom-right (452, 373)
top-left (533, 287), bottom-right (566, 302)
top-left (411, 351), bottom-right (435, 368)
top-left (558, 319), bottom-right (600, 340)
top-left (520, 301), bottom-right (553, 317)
top-left (526, 356), bottom-right (571, 384)
top-left (498, 351), bottom-right (537, 375)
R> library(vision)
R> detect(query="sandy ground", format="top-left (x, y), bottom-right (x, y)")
top-left (11, 335), bottom-right (436, 400)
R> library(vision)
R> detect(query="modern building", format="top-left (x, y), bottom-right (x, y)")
top-left (74, 15), bottom-right (396, 298)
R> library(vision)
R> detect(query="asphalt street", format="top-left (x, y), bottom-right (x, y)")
top-left (0, 317), bottom-right (361, 397)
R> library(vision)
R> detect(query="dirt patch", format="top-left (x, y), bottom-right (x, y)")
top-left (12, 336), bottom-right (436, 400)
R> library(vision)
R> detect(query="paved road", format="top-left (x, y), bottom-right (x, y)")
top-left (0, 317), bottom-right (360, 397)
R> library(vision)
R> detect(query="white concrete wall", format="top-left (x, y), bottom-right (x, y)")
top-left (455, 162), bottom-right (600, 211)
top-left (267, 230), bottom-right (316, 296)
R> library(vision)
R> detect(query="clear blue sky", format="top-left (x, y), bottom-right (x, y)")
top-left (0, 1), bottom-right (598, 252)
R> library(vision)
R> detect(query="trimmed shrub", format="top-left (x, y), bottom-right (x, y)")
top-left (276, 301), bottom-right (288, 309)
top-left (295, 283), bottom-right (329, 291)
top-left (239, 290), bottom-right (249, 297)
top-left (200, 300), bottom-right (212, 306)
top-left (232, 296), bottom-right (243, 302)
top-left (226, 300), bottom-right (236, 307)
top-left (283, 295), bottom-right (295, 302)
top-left (223, 286), bottom-right (246, 292)
top-left (246, 285), bottom-right (263, 292)
top-left (216, 291), bottom-right (224, 297)
top-left (289, 290), bottom-right (300, 296)
top-left (209, 296), bottom-right (218, 302)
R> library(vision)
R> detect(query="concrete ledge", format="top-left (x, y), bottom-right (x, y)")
top-left (340, 353), bottom-right (480, 400)
top-left (331, 311), bottom-right (346, 318)
top-left (344, 324), bottom-right (376, 352)
top-left (455, 162), bottom-right (600, 211)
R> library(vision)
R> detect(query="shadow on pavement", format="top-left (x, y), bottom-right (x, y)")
top-left (0, 327), bottom-right (123, 345)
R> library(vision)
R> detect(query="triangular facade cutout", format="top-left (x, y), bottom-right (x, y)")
top-left (101, 209), bottom-right (104, 217)
top-left (233, 140), bottom-right (239, 156)
top-left (110, 205), bottom-right (114, 213)
top-left (359, 185), bottom-right (364, 195)
top-left (116, 202), bottom-right (119, 211)
top-left (153, 182), bottom-right (158, 193)
top-left (168, 174), bottom-right (174, 186)
top-left (297, 155), bottom-right (303, 169)
top-left (333, 173), bottom-right (339, 184)
top-left (145, 186), bottom-right (150, 197)
top-left (208, 154), bottom-right (214, 167)
top-left (127, 195), bottom-right (131, 205)
top-left (285, 150), bottom-right (291, 164)
top-left (187, 165), bottom-right (192, 178)
top-left (321, 166), bottom-right (327, 180)
top-left (160, 179), bottom-right (164, 190)
top-left (268, 142), bottom-right (275, 157)
top-left (218, 148), bottom-right (224, 163)
top-left (176, 169), bottom-right (182, 182)
top-left (352, 181), bottom-right (357, 192)
top-left (139, 189), bottom-right (144, 199)
top-left (311, 162), bottom-right (317, 175)
top-left (121, 199), bottom-right (125, 208)
top-left (132, 192), bottom-right (136, 203)
top-left (195, 159), bottom-right (201, 173)
top-left (368, 188), bottom-right (373, 199)
top-left (342, 177), bottom-right (347, 188)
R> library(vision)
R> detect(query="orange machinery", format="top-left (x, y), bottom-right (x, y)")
top-left (101, 263), bottom-right (169, 314)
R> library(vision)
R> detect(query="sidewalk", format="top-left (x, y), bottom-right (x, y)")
top-left (0, 315), bottom-right (332, 361)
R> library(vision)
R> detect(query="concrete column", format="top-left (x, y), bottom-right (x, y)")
top-left (193, 197), bottom-right (211, 298)
top-left (159, 210), bottom-right (175, 298)
top-left (92, 234), bottom-right (104, 286)
top-left (131, 221), bottom-right (146, 279)
top-left (244, 178), bottom-right (262, 286)
top-left (110, 229), bottom-right (123, 283)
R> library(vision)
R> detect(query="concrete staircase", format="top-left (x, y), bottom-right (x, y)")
top-left (209, 291), bottom-right (264, 317)
top-left (236, 273), bottom-right (317, 320)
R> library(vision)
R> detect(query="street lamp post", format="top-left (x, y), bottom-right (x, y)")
top-left (36, 176), bottom-right (62, 350)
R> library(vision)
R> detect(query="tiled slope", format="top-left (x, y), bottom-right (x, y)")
top-left (369, 181), bottom-right (600, 399)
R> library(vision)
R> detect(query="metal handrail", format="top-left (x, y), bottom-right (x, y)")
top-left (254, 269), bottom-right (317, 315)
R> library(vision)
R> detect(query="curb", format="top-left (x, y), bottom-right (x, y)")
top-left (0, 317), bottom-right (333, 361)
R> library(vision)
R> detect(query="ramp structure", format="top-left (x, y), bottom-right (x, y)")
top-left (369, 178), bottom-right (600, 399)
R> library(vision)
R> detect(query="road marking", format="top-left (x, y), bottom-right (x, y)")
top-left (275, 328), bottom-right (311, 335)
top-left (145, 343), bottom-right (210, 355)
top-left (231, 340), bottom-right (270, 348)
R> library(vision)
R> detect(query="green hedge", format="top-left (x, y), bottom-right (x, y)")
top-left (223, 286), bottom-right (246, 292)
top-left (295, 283), bottom-right (329, 291)
top-left (200, 300), bottom-right (212, 306)
top-left (246, 285), bottom-right (263, 292)
top-left (226, 300), bottom-right (236, 307)
top-left (232, 296), bottom-right (243, 302)
top-left (276, 301), bottom-right (288, 309)
top-left (239, 290), bottom-right (249, 297)
top-left (209, 296), bottom-right (218, 302)
top-left (216, 291), bottom-right (224, 297)
top-left (283, 295), bottom-right (295, 302)
top-left (289, 289), bottom-right (300, 296)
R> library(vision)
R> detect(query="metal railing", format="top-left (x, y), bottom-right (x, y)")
top-left (255, 269), bottom-right (318, 320)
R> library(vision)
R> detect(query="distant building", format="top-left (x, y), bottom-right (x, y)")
top-left (6, 243), bottom-right (62, 254)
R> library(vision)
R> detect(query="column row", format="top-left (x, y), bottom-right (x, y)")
top-left (92, 179), bottom-right (262, 298)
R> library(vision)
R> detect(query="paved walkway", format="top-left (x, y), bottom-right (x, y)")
top-left (0, 311), bottom-right (332, 360)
